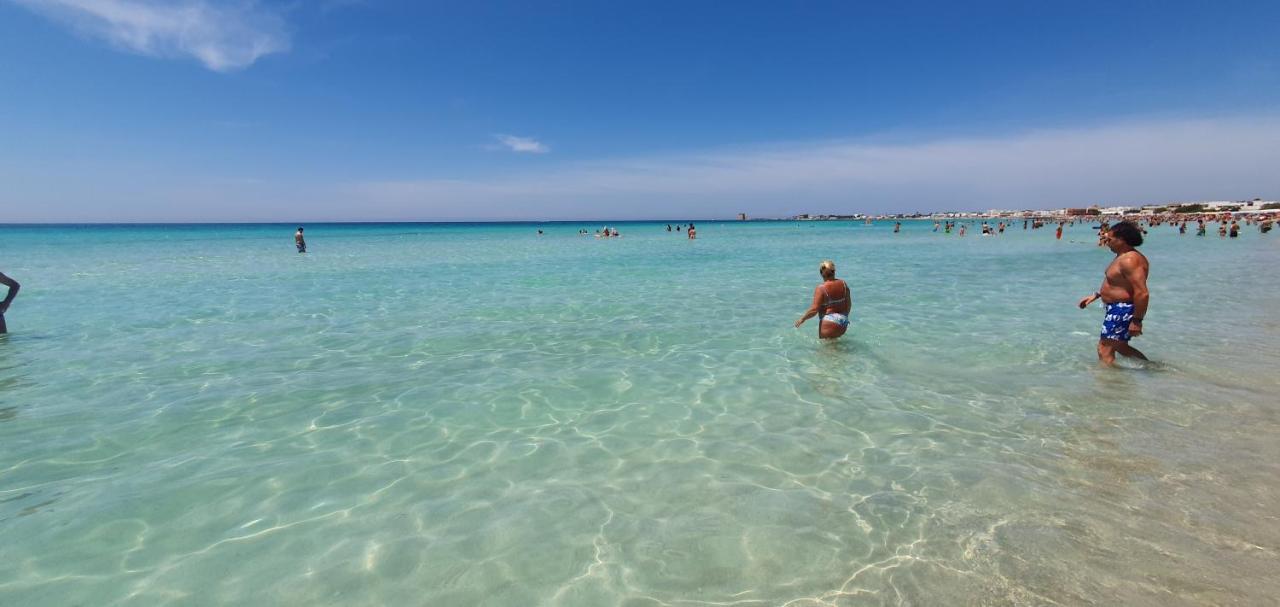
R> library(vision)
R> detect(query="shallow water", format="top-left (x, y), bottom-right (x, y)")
top-left (1, 220), bottom-right (1277, 606)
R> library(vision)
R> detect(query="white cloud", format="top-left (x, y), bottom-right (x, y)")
top-left (494, 134), bottom-right (549, 154)
top-left (9, 0), bottom-right (289, 72)
top-left (349, 115), bottom-right (1280, 220)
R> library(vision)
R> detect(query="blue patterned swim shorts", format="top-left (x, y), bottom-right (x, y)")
top-left (1100, 301), bottom-right (1135, 342)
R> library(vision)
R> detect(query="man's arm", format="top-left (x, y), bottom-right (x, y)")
top-left (795, 288), bottom-right (823, 327)
top-left (1122, 257), bottom-right (1149, 336)
top-left (1079, 276), bottom-right (1105, 309)
top-left (0, 272), bottom-right (18, 314)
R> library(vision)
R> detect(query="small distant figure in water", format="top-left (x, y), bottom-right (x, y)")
top-left (537, 229), bottom-right (544, 236)
top-left (959, 224), bottom-right (967, 237)
top-left (687, 223), bottom-right (697, 239)
top-left (1218, 223), bottom-right (1227, 238)
top-left (295, 227), bottom-right (306, 253)
top-left (1229, 221), bottom-right (1239, 238)
top-left (933, 221), bottom-right (940, 232)
top-left (666, 224), bottom-right (672, 232)
top-left (1055, 223), bottom-right (1063, 240)
top-left (1077, 221), bottom-right (1150, 366)
top-left (795, 260), bottom-right (851, 339)
top-left (998, 222), bottom-right (1005, 234)
top-left (981, 222), bottom-right (991, 235)
top-left (0, 271), bottom-right (19, 334)
top-left (894, 222), bottom-right (901, 233)
top-left (1096, 221), bottom-right (1112, 246)
top-left (1178, 221), bottom-right (1186, 234)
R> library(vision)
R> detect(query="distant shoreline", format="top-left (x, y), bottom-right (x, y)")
top-left (0, 219), bottom-right (739, 227)
top-left (2, 208), bottom-right (1274, 227)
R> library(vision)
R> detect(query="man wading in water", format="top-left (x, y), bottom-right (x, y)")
top-left (1077, 221), bottom-right (1150, 366)
top-left (0, 271), bottom-right (19, 334)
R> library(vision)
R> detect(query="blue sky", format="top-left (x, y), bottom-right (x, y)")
top-left (1, 0), bottom-right (1278, 221)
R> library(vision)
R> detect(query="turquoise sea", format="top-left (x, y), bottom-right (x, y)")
top-left (1, 220), bottom-right (1277, 606)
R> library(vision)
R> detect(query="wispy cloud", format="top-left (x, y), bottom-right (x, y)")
top-left (8, 0), bottom-right (289, 72)
top-left (494, 134), bottom-right (550, 154)
top-left (349, 115), bottom-right (1280, 220)
top-left (5, 114), bottom-right (1277, 222)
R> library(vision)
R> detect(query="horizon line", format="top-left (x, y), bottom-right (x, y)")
top-left (3, 197), bottom-right (1272, 226)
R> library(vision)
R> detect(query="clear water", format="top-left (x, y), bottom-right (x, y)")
top-left (1, 221), bottom-right (1277, 606)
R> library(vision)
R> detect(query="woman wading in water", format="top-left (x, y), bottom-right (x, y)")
top-left (795, 260), bottom-right (851, 339)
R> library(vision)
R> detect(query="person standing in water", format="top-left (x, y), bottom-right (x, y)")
top-left (0, 271), bottom-right (19, 334)
top-left (295, 227), bottom-right (307, 253)
top-left (795, 260), bottom-right (851, 339)
top-left (687, 223), bottom-right (697, 239)
top-left (1077, 221), bottom-right (1150, 366)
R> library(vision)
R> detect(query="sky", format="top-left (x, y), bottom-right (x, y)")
top-left (1, 0), bottom-right (1278, 222)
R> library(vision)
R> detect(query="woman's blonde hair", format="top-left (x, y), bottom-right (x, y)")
top-left (819, 260), bottom-right (836, 278)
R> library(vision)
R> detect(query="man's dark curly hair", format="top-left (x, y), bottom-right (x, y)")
top-left (1110, 220), bottom-right (1144, 247)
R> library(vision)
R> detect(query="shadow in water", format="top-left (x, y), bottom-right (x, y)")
top-left (815, 335), bottom-right (894, 371)
top-left (800, 337), bottom-right (892, 400)
top-left (0, 335), bottom-right (34, 394)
